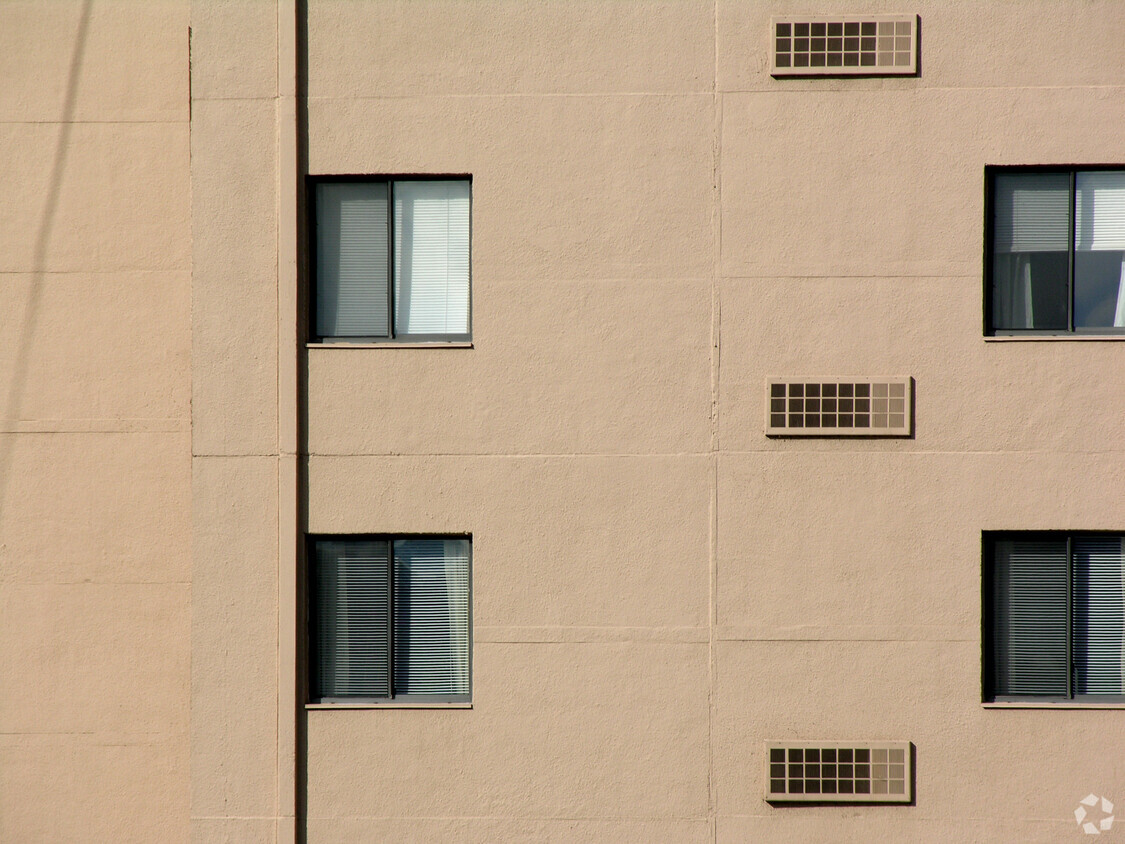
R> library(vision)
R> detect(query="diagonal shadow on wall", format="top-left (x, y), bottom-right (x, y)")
top-left (0, 0), bottom-right (93, 528)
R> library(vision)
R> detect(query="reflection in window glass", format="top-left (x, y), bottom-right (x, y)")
top-left (991, 173), bottom-right (1069, 330)
top-left (1075, 171), bottom-right (1125, 328)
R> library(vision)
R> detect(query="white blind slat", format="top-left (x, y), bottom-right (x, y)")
top-left (993, 174), bottom-right (1070, 254)
top-left (394, 181), bottom-right (470, 336)
top-left (1076, 171), bottom-right (1125, 251)
top-left (394, 539), bottom-right (471, 696)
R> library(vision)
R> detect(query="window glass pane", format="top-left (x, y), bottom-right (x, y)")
top-left (1074, 251), bottom-right (1125, 328)
top-left (394, 539), bottom-right (470, 697)
top-left (991, 538), bottom-right (1069, 697)
top-left (312, 540), bottom-right (391, 698)
top-left (1074, 172), bottom-right (1125, 328)
top-left (1072, 537), bottom-right (1125, 695)
top-left (991, 174), bottom-right (1069, 330)
top-left (394, 180), bottom-right (470, 336)
top-left (991, 252), bottom-right (1068, 330)
top-left (315, 182), bottom-right (389, 337)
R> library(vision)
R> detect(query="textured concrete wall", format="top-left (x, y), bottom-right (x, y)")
top-left (302, 1), bottom-right (1125, 842)
top-left (189, 1), bottom-right (286, 842)
top-left (6, 1), bottom-right (1124, 842)
top-left (0, 1), bottom-right (191, 840)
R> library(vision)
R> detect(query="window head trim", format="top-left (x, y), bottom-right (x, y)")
top-left (307, 174), bottom-right (473, 344)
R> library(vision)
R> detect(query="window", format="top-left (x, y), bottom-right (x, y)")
top-left (311, 178), bottom-right (471, 342)
top-left (309, 536), bottom-right (471, 703)
top-left (988, 168), bottom-right (1125, 334)
top-left (984, 533), bottom-right (1125, 701)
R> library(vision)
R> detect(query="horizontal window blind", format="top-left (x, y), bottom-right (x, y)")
top-left (1073, 537), bottom-right (1125, 695)
top-left (315, 182), bottom-right (390, 337)
top-left (1076, 171), bottom-right (1125, 251)
top-left (993, 173), bottom-right (1069, 254)
top-left (394, 180), bottom-right (470, 336)
top-left (394, 539), bottom-right (471, 697)
top-left (312, 540), bottom-right (391, 698)
top-left (991, 539), bottom-right (1069, 697)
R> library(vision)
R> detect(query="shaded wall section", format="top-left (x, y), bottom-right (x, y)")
top-left (0, 1), bottom-right (191, 841)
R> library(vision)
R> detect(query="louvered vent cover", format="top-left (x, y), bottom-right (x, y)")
top-left (766, 741), bottom-right (912, 803)
top-left (766, 377), bottom-right (911, 437)
top-left (771, 15), bottom-right (917, 76)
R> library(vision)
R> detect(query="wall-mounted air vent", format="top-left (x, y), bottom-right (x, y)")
top-left (766, 377), bottom-right (912, 437)
top-left (771, 15), bottom-right (918, 76)
top-left (766, 741), bottom-right (913, 803)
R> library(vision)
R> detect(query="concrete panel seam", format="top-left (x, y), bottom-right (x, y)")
top-left (306, 92), bottom-right (716, 102)
top-left (300, 814), bottom-right (712, 822)
top-left (0, 420), bottom-right (188, 433)
top-left (304, 451), bottom-right (714, 458)
top-left (192, 452), bottom-right (283, 458)
top-left (0, 122), bottom-right (188, 129)
top-left (475, 626), bottom-right (708, 644)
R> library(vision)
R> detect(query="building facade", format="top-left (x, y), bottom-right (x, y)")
top-left (2, 1), bottom-right (1124, 841)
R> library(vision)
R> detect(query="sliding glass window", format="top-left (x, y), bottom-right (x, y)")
top-left (989, 168), bottom-right (1125, 333)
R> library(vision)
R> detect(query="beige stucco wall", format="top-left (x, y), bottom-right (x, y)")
top-left (300, 1), bottom-right (1125, 842)
top-left (0, 1), bottom-right (191, 840)
top-left (5, 1), bottom-right (1124, 842)
top-left (189, 1), bottom-right (292, 842)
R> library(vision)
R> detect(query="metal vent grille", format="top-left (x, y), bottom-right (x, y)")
top-left (766, 377), bottom-right (911, 437)
top-left (771, 15), bottom-right (917, 76)
top-left (766, 742), bottom-right (912, 803)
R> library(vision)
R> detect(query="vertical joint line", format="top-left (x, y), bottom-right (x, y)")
top-left (709, 6), bottom-right (720, 842)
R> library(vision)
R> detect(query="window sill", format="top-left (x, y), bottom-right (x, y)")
top-left (306, 341), bottom-right (472, 349)
top-left (982, 702), bottom-right (1125, 709)
top-left (306, 702), bottom-right (472, 710)
top-left (985, 335), bottom-right (1125, 342)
